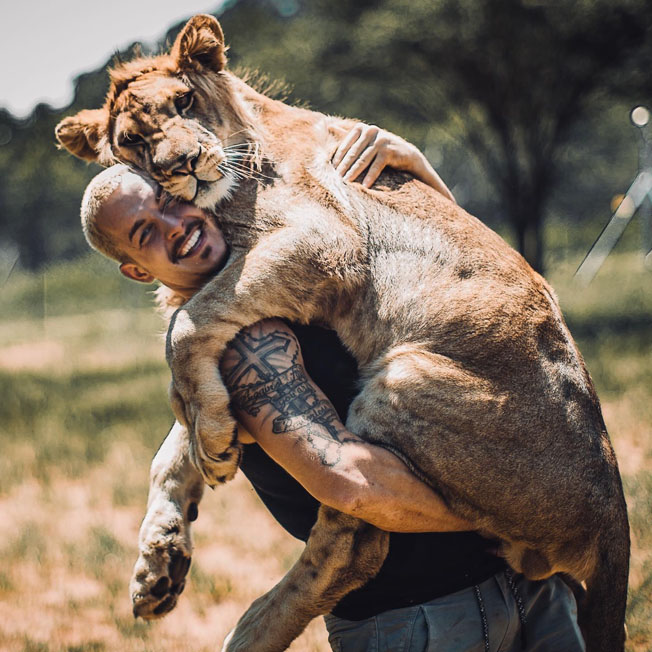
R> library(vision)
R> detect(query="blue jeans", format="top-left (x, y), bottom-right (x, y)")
top-left (324, 571), bottom-right (585, 652)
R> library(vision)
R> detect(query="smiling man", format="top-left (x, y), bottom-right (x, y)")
top-left (79, 126), bottom-right (584, 651)
top-left (85, 170), bottom-right (229, 298)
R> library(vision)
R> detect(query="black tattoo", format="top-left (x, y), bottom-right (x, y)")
top-left (224, 329), bottom-right (293, 389)
top-left (224, 327), bottom-right (356, 466)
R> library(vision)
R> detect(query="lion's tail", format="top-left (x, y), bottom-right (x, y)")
top-left (580, 499), bottom-right (630, 652)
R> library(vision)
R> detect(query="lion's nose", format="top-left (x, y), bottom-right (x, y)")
top-left (167, 151), bottom-right (199, 176)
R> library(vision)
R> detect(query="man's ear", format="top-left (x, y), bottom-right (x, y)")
top-left (172, 14), bottom-right (227, 73)
top-left (120, 263), bottom-right (155, 284)
top-left (55, 109), bottom-right (112, 163)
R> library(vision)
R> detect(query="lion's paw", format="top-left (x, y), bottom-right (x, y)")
top-left (130, 498), bottom-right (197, 619)
top-left (131, 548), bottom-right (191, 619)
top-left (192, 426), bottom-right (242, 489)
top-left (169, 377), bottom-right (242, 488)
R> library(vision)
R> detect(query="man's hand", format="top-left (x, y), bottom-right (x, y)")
top-left (332, 124), bottom-right (456, 202)
top-left (221, 319), bottom-right (472, 533)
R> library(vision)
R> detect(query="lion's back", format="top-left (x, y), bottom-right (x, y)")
top-left (324, 170), bottom-right (547, 359)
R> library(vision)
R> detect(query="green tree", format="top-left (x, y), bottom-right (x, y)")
top-left (280, 0), bottom-right (652, 273)
top-left (2, 0), bottom-right (650, 272)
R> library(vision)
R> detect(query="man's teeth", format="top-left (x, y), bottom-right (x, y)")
top-left (179, 229), bottom-right (201, 257)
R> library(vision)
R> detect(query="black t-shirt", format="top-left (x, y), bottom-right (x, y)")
top-left (239, 323), bottom-right (505, 620)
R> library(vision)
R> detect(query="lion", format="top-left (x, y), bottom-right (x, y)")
top-left (55, 14), bottom-right (629, 652)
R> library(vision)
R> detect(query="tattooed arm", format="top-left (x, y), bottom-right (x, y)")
top-left (220, 319), bottom-right (471, 533)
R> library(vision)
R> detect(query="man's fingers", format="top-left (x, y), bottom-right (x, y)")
top-left (343, 147), bottom-right (378, 182)
top-left (332, 125), bottom-right (363, 167)
top-left (362, 155), bottom-right (388, 188)
top-left (336, 132), bottom-right (375, 177)
top-left (334, 125), bottom-right (379, 176)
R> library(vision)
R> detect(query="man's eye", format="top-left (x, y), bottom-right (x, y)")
top-left (140, 224), bottom-right (153, 246)
top-left (119, 132), bottom-right (144, 148)
top-left (175, 92), bottom-right (194, 115)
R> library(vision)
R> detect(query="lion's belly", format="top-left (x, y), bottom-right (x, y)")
top-left (323, 200), bottom-right (610, 533)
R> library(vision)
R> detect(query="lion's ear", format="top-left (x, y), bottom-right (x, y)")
top-left (172, 14), bottom-right (227, 73)
top-left (55, 109), bottom-right (110, 163)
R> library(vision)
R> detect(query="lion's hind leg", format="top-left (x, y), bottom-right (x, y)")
top-left (346, 344), bottom-right (591, 543)
top-left (346, 343), bottom-right (629, 652)
top-left (344, 343), bottom-right (513, 527)
top-left (225, 506), bottom-right (388, 652)
top-left (345, 343), bottom-right (581, 547)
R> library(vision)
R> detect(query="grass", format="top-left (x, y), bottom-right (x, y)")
top-left (1, 237), bottom-right (651, 651)
top-left (0, 256), bottom-right (324, 652)
top-left (548, 244), bottom-right (652, 652)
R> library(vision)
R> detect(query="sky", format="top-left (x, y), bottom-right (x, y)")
top-left (1, 0), bottom-right (227, 118)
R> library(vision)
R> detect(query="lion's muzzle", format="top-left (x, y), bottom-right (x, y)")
top-left (195, 144), bottom-right (226, 181)
top-left (157, 143), bottom-right (226, 201)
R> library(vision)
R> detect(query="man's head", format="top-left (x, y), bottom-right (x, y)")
top-left (82, 165), bottom-right (229, 297)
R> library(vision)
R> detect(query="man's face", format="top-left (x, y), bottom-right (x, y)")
top-left (97, 173), bottom-right (229, 294)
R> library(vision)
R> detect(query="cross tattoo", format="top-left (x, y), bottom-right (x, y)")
top-left (225, 330), bottom-right (293, 386)
top-left (227, 329), bottom-right (342, 440)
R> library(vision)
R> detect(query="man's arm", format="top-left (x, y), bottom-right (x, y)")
top-left (220, 319), bottom-right (472, 533)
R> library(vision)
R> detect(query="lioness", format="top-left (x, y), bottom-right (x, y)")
top-left (56, 14), bottom-right (629, 652)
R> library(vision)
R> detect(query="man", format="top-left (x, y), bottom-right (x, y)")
top-left (80, 127), bottom-right (584, 651)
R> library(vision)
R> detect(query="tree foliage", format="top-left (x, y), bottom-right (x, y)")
top-left (0, 0), bottom-right (650, 272)
top-left (277, 0), bottom-right (652, 272)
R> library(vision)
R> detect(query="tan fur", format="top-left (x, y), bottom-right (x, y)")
top-left (57, 15), bottom-right (629, 652)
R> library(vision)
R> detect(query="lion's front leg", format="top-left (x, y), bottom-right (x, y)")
top-left (225, 506), bottom-right (389, 652)
top-left (167, 295), bottom-right (253, 487)
top-left (167, 224), bottom-right (362, 486)
top-left (130, 422), bottom-right (204, 619)
top-left (167, 332), bottom-right (243, 488)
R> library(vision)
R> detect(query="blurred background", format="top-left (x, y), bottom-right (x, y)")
top-left (1, 0), bottom-right (651, 650)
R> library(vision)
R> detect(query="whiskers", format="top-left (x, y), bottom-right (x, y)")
top-left (220, 141), bottom-right (276, 184)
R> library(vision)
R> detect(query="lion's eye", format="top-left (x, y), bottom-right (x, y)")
top-left (119, 132), bottom-right (144, 148)
top-left (175, 92), bottom-right (194, 115)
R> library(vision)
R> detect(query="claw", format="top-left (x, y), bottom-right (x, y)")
top-left (170, 552), bottom-right (191, 584)
top-left (151, 576), bottom-right (170, 598)
top-left (154, 595), bottom-right (176, 615)
top-left (131, 549), bottom-right (192, 620)
top-left (188, 502), bottom-right (199, 521)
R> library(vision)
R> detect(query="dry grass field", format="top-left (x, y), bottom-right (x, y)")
top-left (1, 243), bottom-right (651, 652)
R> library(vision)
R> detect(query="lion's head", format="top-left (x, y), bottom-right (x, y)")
top-left (56, 15), bottom-right (261, 208)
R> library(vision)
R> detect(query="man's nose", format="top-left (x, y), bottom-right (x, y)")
top-left (161, 214), bottom-right (185, 240)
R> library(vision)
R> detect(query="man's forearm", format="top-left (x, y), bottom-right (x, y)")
top-left (327, 442), bottom-right (471, 532)
top-left (221, 320), bottom-right (472, 533)
top-left (260, 429), bottom-right (472, 532)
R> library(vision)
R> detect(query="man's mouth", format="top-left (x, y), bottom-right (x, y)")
top-left (175, 224), bottom-right (204, 261)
